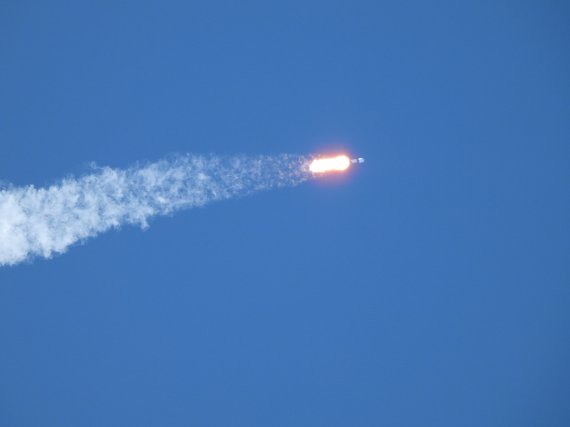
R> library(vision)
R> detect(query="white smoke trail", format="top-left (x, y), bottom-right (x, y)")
top-left (0, 154), bottom-right (311, 266)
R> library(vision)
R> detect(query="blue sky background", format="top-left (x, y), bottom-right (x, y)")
top-left (1, 1), bottom-right (569, 426)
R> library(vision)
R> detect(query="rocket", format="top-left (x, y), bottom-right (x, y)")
top-left (309, 155), bottom-right (365, 174)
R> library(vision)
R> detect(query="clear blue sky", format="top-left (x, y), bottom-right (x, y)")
top-left (1, 1), bottom-right (569, 426)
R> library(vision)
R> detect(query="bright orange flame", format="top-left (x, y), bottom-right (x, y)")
top-left (309, 155), bottom-right (351, 174)
top-left (309, 155), bottom-right (350, 173)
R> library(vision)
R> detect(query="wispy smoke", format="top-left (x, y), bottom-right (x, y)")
top-left (0, 154), bottom-right (310, 266)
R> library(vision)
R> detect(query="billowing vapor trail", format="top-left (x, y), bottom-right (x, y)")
top-left (0, 154), bottom-right (311, 266)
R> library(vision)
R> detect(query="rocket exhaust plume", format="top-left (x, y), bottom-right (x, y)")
top-left (0, 152), bottom-right (363, 266)
top-left (0, 154), bottom-right (312, 266)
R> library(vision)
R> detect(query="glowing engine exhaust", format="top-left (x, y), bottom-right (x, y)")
top-left (309, 155), bottom-right (365, 174)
